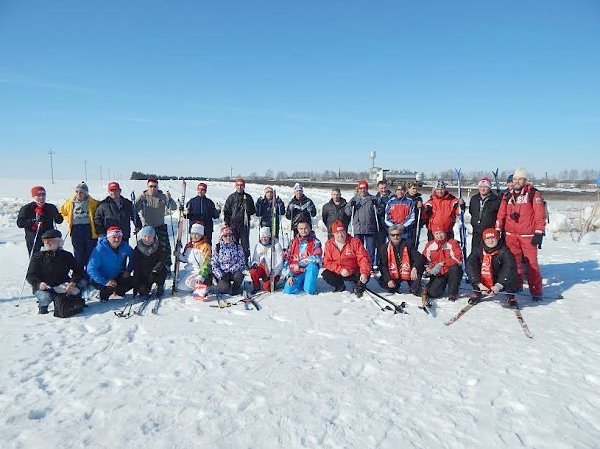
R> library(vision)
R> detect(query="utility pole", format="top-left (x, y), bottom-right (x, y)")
top-left (84, 160), bottom-right (88, 181)
top-left (48, 147), bottom-right (55, 184)
top-left (100, 164), bottom-right (103, 180)
top-left (230, 166), bottom-right (233, 179)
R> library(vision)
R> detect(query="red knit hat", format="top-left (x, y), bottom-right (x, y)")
top-left (108, 182), bottom-right (120, 191)
top-left (31, 186), bottom-right (46, 196)
top-left (331, 220), bottom-right (346, 233)
top-left (357, 179), bottom-right (368, 189)
top-left (147, 177), bottom-right (158, 184)
top-left (106, 225), bottom-right (123, 237)
top-left (482, 228), bottom-right (500, 240)
top-left (235, 178), bottom-right (245, 185)
top-left (197, 182), bottom-right (207, 190)
top-left (478, 178), bottom-right (492, 188)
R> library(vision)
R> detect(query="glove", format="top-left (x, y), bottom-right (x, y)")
top-left (251, 263), bottom-right (258, 269)
top-left (428, 262), bottom-right (444, 276)
top-left (350, 199), bottom-right (356, 208)
top-left (531, 233), bottom-right (543, 249)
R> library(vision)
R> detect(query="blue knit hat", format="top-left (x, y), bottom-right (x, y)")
top-left (138, 226), bottom-right (156, 239)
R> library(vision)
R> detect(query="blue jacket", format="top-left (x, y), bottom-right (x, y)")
top-left (87, 237), bottom-right (134, 285)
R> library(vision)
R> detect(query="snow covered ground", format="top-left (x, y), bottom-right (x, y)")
top-left (1, 178), bottom-right (599, 449)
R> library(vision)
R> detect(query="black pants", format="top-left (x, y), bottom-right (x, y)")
top-left (92, 274), bottom-right (134, 301)
top-left (133, 271), bottom-right (168, 296)
top-left (322, 270), bottom-right (369, 292)
top-left (424, 265), bottom-right (463, 298)
top-left (217, 271), bottom-right (244, 295)
top-left (232, 226), bottom-right (250, 262)
top-left (378, 276), bottom-right (421, 294)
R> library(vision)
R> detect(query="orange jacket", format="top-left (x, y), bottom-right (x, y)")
top-left (323, 235), bottom-right (371, 276)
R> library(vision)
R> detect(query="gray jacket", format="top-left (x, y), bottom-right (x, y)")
top-left (135, 190), bottom-right (177, 227)
top-left (345, 194), bottom-right (382, 235)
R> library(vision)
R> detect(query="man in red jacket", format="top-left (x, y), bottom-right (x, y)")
top-left (422, 180), bottom-right (460, 241)
top-left (495, 167), bottom-right (546, 301)
top-left (322, 220), bottom-right (371, 297)
top-left (421, 227), bottom-right (463, 302)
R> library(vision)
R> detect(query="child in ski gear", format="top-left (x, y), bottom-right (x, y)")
top-left (135, 178), bottom-right (177, 273)
top-left (185, 182), bottom-right (221, 245)
top-left (17, 186), bottom-right (64, 256)
top-left (223, 178), bottom-right (255, 262)
top-left (285, 183), bottom-right (317, 236)
top-left (468, 178), bottom-right (501, 255)
top-left (421, 227), bottom-right (464, 301)
top-left (211, 226), bottom-right (246, 295)
top-left (322, 220), bottom-right (371, 297)
top-left (422, 180), bottom-right (461, 241)
top-left (495, 167), bottom-right (546, 301)
top-left (283, 218), bottom-right (322, 295)
top-left (321, 188), bottom-right (350, 240)
top-left (175, 222), bottom-right (212, 295)
top-left (250, 227), bottom-right (284, 292)
top-left (26, 229), bottom-right (84, 314)
top-left (384, 184), bottom-right (416, 240)
top-left (132, 226), bottom-right (167, 298)
top-left (94, 182), bottom-right (142, 240)
top-left (59, 182), bottom-right (99, 268)
top-left (255, 185), bottom-right (285, 239)
top-left (87, 225), bottom-right (134, 301)
top-left (345, 180), bottom-right (383, 270)
top-left (466, 228), bottom-right (518, 306)
top-left (378, 224), bottom-right (426, 295)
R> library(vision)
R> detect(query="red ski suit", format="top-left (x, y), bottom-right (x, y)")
top-left (422, 237), bottom-right (463, 276)
top-left (323, 235), bottom-right (371, 277)
top-left (423, 192), bottom-right (460, 234)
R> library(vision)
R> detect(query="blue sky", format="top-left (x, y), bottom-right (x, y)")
top-left (1, 0), bottom-right (599, 181)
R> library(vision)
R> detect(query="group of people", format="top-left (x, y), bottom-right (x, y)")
top-left (19, 166), bottom-right (547, 314)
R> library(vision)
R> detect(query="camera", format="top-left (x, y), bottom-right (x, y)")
top-left (510, 212), bottom-right (520, 221)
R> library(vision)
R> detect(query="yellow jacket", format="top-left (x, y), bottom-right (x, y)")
top-left (59, 195), bottom-right (100, 239)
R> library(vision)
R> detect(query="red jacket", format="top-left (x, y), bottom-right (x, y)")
top-left (496, 184), bottom-right (546, 236)
top-left (423, 192), bottom-right (460, 233)
top-left (323, 235), bottom-right (371, 276)
top-left (422, 237), bottom-right (463, 276)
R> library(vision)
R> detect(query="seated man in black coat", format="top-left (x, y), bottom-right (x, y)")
top-left (466, 227), bottom-right (519, 307)
top-left (26, 229), bottom-right (84, 314)
top-left (378, 224), bottom-right (426, 295)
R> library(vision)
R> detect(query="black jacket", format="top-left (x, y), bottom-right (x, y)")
top-left (133, 245), bottom-right (166, 281)
top-left (27, 248), bottom-right (83, 292)
top-left (94, 196), bottom-right (142, 238)
top-left (321, 198), bottom-right (350, 234)
top-left (255, 196), bottom-right (285, 230)
top-left (285, 195), bottom-right (317, 230)
top-left (223, 191), bottom-right (255, 230)
top-left (468, 192), bottom-right (500, 236)
top-left (17, 202), bottom-right (63, 240)
top-left (378, 240), bottom-right (426, 284)
top-left (186, 196), bottom-right (220, 234)
top-left (466, 243), bottom-right (518, 292)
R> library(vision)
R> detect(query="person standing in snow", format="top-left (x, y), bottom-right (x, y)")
top-left (285, 183), bottom-right (317, 237)
top-left (468, 177), bottom-right (500, 256)
top-left (466, 228), bottom-right (519, 307)
top-left (375, 180), bottom-right (393, 251)
top-left (421, 180), bottom-right (461, 241)
top-left (322, 220), bottom-right (371, 297)
top-left (211, 226), bottom-right (246, 296)
top-left (283, 218), bottom-right (322, 295)
top-left (223, 178), bottom-right (255, 263)
top-left (421, 227), bottom-right (464, 302)
top-left (384, 184), bottom-right (416, 241)
top-left (495, 167), bottom-right (546, 302)
top-left (135, 178), bottom-right (177, 275)
top-left (17, 186), bottom-right (64, 256)
top-left (87, 225), bottom-right (134, 301)
top-left (94, 182), bottom-right (142, 241)
top-left (131, 226), bottom-right (168, 299)
top-left (26, 229), bottom-right (84, 314)
top-left (59, 182), bottom-right (99, 269)
top-left (255, 185), bottom-right (285, 240)
top-left (405, 180), bottom-right (424, 246)
top-left (185, 182), bottom-right (221, 245)
top-left (249, 227), bottom-right (284, 292)
top-left (321, 188), bottom-right (350, 240)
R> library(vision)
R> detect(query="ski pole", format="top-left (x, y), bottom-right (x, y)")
top-left (16, 224), bottom-right (42, 307)
top-left (415, 207), bottom-right (422, 249)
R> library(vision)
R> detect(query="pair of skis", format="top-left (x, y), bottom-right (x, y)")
top-left (171, 181), bottom-right (187, 296)
top-left (114, 290), bottom-right (164, 318)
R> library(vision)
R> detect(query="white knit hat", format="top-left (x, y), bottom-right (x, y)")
top-left (259, 227), bottom-right (271, 238)
top-left (293, 183), bottom-right (303, 192)
top-left (513, 167), bottom-right (528, 180)
top-left (191, 223), bottom-right (205, 235)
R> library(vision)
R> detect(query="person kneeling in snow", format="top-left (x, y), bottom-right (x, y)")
top-left (175, 222), bottom-right (212, 299)
top-left (26, 229), bottom-right (85, 314)
top-left (87, 225), bottom-right (134, 301)
top-left (283, 218), bottom-right (322, 295)
top-left (421, 227), bottom-right (463, 302)
top-left (466, 228), bottom-right (519, 307)
top-left (250, 227), bottom-right (284, 292)
top-left (321, 220), bottom-right (371, 297)
top-left (378, 224), bottom-right (426, 295)
top-left (211, 226), bottom-right (246, 296)
top-left (132, 226), bottom-right (167, 299)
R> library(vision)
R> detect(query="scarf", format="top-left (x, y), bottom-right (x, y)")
top-left (387, 243), bottom-right (412, 281)
top-left (480, 248), bottom-right (499, 289)
top-left (137, 238), bottom-right (159, 257)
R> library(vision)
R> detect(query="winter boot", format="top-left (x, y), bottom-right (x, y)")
top-left (532, 296), bottom-right (542, 302)
top-left (448, 294), bottom-right (458, 302)
top-left (421, 289), bottom-right (431, 308)
top-left (156, 284), bottom-right (165, 298)
top-left (506, 294), bottom-right (519, 309)
top-left (38, 305), bottom-right (49, 315)
top-left (468, 292), bottom-right (482, 305)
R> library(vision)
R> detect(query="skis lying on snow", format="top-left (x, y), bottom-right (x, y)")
top-left (504, 300), bottom-right (533, 339)
top-left (444, 302), bottom-right (476, 326)
top-left (365, 288), bottom-right (407, 314)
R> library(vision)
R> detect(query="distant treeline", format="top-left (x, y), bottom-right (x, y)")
top-left (130, 171), bottom-right (212, 181)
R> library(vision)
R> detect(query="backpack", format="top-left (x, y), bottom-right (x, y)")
top-left (53, 293), bottom-right (86, 318)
